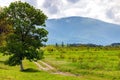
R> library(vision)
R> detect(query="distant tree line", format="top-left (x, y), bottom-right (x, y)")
top-left (110, 43), bottom-right (120, 47)
top-left (55, 42), bottom-right (120, 47)
top-left (67, 43), bottom-right (103, 47)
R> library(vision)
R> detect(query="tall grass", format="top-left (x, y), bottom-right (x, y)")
top-left (43, 46), bottom-right (120, 80)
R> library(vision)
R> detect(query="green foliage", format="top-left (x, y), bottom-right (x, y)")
top-left (0, 7), bottom-right (13, 47)
top-left (1, 1), bottom-right (48, 70)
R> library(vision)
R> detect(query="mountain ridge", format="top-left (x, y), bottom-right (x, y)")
top-left (45, 16), bottom-right (120, 45)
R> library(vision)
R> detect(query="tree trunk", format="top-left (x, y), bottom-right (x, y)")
top-left (20, 60), bottom-right (24, 71)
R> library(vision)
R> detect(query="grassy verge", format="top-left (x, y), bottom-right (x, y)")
top-left (0, 54), bottom-right (81, 80)
top-left (43, 46), bottom-right (120, 80)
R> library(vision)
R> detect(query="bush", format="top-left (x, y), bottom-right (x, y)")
top-left (45, 46), bottom-right (56, 53)
top-left (60, 54), bottom-right (65, 59)
top-left (71, 57), bottom-right (77, 62)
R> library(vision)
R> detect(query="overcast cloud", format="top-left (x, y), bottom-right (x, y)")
top-left (42, 0), bottom-right (62, 14)
top-left (0, 0), bottom-right (120, 24)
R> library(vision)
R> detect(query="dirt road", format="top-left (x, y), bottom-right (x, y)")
top-left (34, 61), bottom-right (77, 76)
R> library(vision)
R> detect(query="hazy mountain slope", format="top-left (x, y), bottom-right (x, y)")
top-left (46, 16), bottom-right (120, 45)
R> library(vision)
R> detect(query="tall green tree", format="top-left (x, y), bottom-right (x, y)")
top-left (1, 1), bottom-right (48, 71)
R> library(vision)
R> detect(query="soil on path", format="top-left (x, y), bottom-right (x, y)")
top-left (34, 61), bottom-right (78, 77)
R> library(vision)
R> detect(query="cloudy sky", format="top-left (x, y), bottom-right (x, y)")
top-left (0, 0), bottom-right (120, 24)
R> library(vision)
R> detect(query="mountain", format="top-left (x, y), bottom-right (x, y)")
top-left (45, 16), bottom-right (120, 45)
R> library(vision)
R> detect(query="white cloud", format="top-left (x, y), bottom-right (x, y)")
top-left (0, 0), bottom-right (14, 7)
top-left (67, 0), bottom-right (80, 3)
top-left (39, 0), bottom-right (120, 24)
top-left (21, 0), bottom-right (37, 7)
top-left (0, 0), bottom-right (120, 24)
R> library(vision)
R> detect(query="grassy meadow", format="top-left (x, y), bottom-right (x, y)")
top-left (0, 54), bottom-right (81, 80)
top-left (0, 46), bottom-right (120, 80)
top-left (43, 46), bottom-right (120, 80)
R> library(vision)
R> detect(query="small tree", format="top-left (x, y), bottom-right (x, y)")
top-left (55, 43), bottom-right (58, 47)
top-left (1, 1), bottom-right (48, 71)
top-left (61, 42), bottom-right (64, 47)
top-left (0, 7), bottom-right (13, 47)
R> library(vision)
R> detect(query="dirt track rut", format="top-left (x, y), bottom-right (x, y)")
top-left (34, 61), bottom-right (77, 76)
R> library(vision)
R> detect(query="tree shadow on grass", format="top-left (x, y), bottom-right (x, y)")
top-left (0, 61), bottom-right (9, 70)
top-left (22, 68), bottom-right (40, 73)
top-left (0, 67), bottom-right (8, 70)
top-left (0, 60), bottom-right (40, 72)
top-left (0, 61), bottom-right (5, 64)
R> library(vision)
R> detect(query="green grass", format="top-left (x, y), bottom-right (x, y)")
top-left (43, 46), bottom-right (120, 80)
top-left (0, 54), bottom-right (81, 80)
top-left (0, 46), bottom-right (120, 80)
